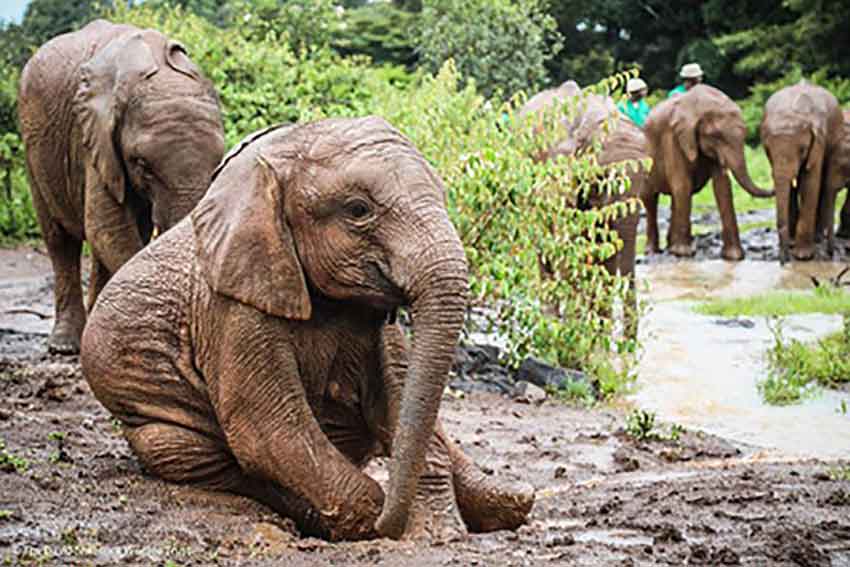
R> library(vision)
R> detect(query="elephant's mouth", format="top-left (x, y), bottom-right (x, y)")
top-left (365, 260), bottom-right (406, 308)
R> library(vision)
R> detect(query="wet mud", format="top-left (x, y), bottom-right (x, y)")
top-left (2, 246), bottom-right (850, 566)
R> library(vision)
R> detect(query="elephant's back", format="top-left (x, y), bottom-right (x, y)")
top-left (82, 219), bottom-right (216, 430)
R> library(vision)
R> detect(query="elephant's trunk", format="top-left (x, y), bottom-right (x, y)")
top-left (375, 228), bottom-right (469, 539)
top-left (729, 152), bottom-right (774, 198)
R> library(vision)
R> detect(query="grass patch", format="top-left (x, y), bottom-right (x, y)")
top-left (760, 315), bottom-right (850, 405)
top-left (695, 285), bottom-right (850, 317)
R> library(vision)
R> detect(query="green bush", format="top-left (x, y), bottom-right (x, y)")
top-left (0, 64), bottom-right (37, 243)
top-left (366, 63), bottom-right (641, 381)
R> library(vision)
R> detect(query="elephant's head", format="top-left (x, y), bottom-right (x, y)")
top-left (191, 117), bottom-right (469, 538)
top-left (669, 85), bottom-right (772, 199)
top-left (75, 29), bottom-right (225, 238)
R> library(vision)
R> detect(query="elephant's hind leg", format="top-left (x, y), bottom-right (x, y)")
top-left (124, 421), bottom-right (347, 538)
top-left (125, 422), bottom-right (245, 492)
top-left (443, 428), bottom-right (535, 532)
top-left (32, 189), bottom-right (86, 354)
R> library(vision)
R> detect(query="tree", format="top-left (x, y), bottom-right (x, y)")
top-left (332, 3), bottom-right (416, 68)
top-left (416, 0), bottom-right (562, 99)
top-left (21, 0), bottom-right (111, 48)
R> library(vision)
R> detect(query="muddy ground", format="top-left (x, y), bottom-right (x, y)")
top-left (2, 242), bottom-right (850, 566)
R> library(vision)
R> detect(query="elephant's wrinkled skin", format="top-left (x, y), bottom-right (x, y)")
top-left (18, 19), bottom-right (225, 354)
top-left (643, 85), bottom-right (773, 260)
top-left (761, 82), bottom-right (850, 262)
top-left (520, 81), bottom-right (648, 336)
top-left (81, 118), bottom-right (534, 542)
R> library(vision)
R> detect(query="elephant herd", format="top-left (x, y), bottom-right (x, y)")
top-left (16, 19), bottom-right (848, 544)
top-left (521, 78), bottom-right (850, 292)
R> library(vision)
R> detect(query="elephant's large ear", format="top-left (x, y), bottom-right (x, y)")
top-left (74, 33), bottom-right (159, 204)
top-left (192, 150), bottom-right (312, 320)
top-left (164, 40), bottom-right (202, 81)
top-left (671, 105), bottom-right (699, 163)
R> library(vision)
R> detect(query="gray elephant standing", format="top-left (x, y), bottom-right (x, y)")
top-left (520, 81), bottom-right (648, 337)
top-left (18, 19), bottom-right (225, 353)
top-left (643, 85), bottom-right (773, 260)
top-left (81, 118), bottom-right (533, 542)
top-left (761, 81), bottom-right (850, 262)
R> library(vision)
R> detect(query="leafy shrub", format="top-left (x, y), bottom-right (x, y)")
top-left (415, 0), bottom-right (562, 100)
top-left (366, 63), bottom-right (641, 380)
top-left (0, 64), bottom-right (37, 242)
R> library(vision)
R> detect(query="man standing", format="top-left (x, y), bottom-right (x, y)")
top-left (618, 77), bottom-right (650, 127)
top-left (668, 63), bottom-right (703, 98)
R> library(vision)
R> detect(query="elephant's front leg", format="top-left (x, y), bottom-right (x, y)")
top-left (375, 323), bottom-right (467, 542)
top-left (214, 313), bottom-right (384, 541)
top-left (794, 166), bottom-right (823, 260)
top-left (816, 183), bottom-right (838, 256)
top-left (711, 168), bottom-right (744, 261)
top-left (643, 190), bottom-right (662, 254)
top-left (667, 176), bottom-right (696, 257)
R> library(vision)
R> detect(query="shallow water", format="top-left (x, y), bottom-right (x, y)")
top-left (634, 259), bottom-right (850, 459)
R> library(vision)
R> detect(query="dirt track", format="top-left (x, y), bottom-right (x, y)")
top-left (2, 245), bottom-right (850, 566)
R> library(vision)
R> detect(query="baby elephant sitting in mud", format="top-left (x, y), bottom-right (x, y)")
top-left (81, 117), bottom-right (534, 541)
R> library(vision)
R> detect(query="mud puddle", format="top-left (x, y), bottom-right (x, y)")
top-left (635, 259), bottom-right (850, 458)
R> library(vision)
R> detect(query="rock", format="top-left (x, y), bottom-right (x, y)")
top-left (513, 381), bottom-right (547, 404)
top-left (516, 357), bottom-right (591, 392)
top-left (713, 318), bottom-right (755, 329)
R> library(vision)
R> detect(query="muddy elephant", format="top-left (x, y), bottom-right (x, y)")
top-left (761, 82), bottom-right (850, 262)
top-left (643, 85), bottom-right (773, 260)
top-left (519, 81), bottom-right (648, 336)
top-left (80, 118), bottom-right (533, 542)
top-left (18, 19), bottom-right (225, 353)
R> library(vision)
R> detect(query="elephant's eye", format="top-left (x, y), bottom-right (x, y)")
top-left (344, 198), bottom-right (373, 221)
top-left (134, 157), bottom-right (153, 176)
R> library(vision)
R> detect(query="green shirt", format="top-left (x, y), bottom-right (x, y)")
top-left (618, 99), bottom-right (650, 127)
top-left (667, 84), bottom-right (687, 98)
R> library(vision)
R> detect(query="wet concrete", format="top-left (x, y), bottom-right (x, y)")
top-left (635, 259), bottom-right (850, 459)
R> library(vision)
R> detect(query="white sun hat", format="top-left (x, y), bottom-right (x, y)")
top-left (680, 63), bottom-right (704, 79)
top-left (626, 78), bottom-right (648, 94)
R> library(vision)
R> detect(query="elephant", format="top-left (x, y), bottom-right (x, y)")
top-left (519, 81), bottom-right (648, 337)
top-left (18, 19), bottom-right (225, 354)
top-left (80, 118), bottom-right (534, 542)
top-left (831, 110), bottom-right (850, 240)
top-left (761, 81), bottom-right (850, 262)
top-left (643, 85), bottom-right (774, 260)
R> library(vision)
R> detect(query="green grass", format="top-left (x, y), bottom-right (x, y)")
top-left (761, 315), bottom-right (850, 405)
top-left (695, 285), bottom-right (850, 317)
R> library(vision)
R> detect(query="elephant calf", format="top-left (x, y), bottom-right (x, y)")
top-left (18, 20), bottom-right (225, 353)
top-left (82, 118), bottom-right (533, 541)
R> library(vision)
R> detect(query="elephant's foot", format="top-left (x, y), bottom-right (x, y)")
top-left (47, 318), bottom-right (84, 354)
top-left (668, 241), bottom-right (695, 258)
top-left (447, 441), bottom-right (534, 532)
top-left (402, 472), bottom-right (467, 542)
top-left (721, 244), bottom-right (744, 262)
top-left (792, 243), bottom-right (816, 261)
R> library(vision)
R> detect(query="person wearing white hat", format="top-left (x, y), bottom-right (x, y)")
top-left (618, 77), bottom-right (650, 127)
top-left (668, 62), bottom-right (704, 98)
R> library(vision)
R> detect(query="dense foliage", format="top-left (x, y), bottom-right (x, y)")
top-left (415, 0), bottom-right (562, 99)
